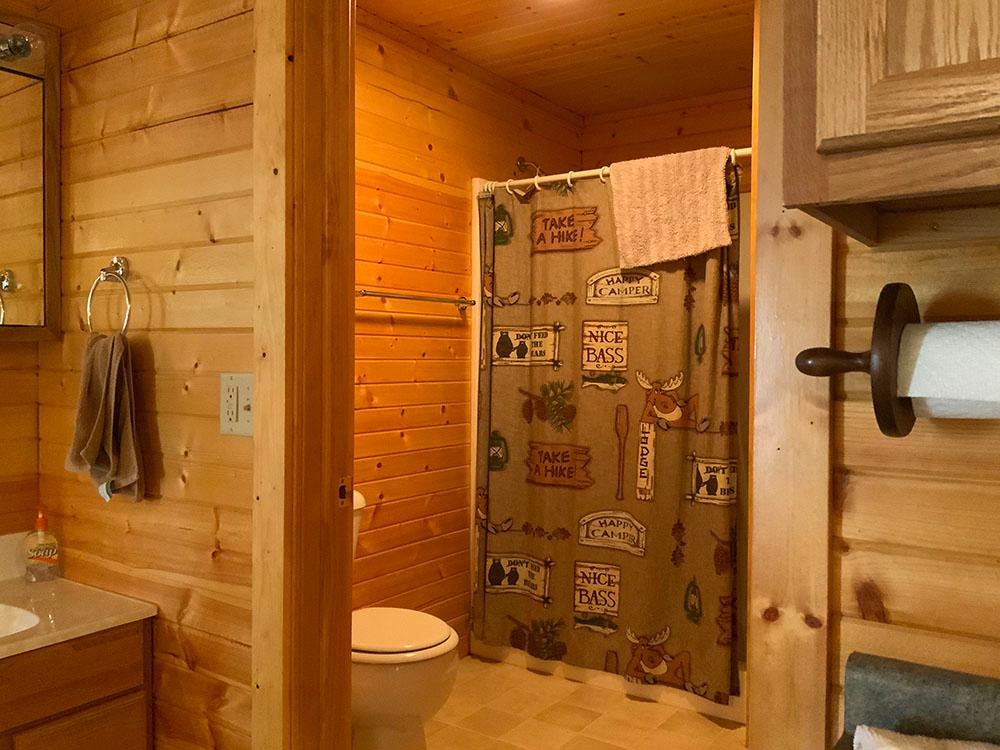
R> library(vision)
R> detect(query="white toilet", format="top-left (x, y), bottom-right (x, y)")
top-left (351, 491), bottom-right (460, 750)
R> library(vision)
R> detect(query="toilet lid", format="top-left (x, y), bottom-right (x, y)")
top-left (351, 607), bottom-right (451, 653)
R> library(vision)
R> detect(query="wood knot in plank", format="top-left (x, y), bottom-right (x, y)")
top-left (803, 614), bottom-right (823, 629)
top-left (762, 606), bottom-right (780, 622)
top-left (854, 578), bottom-right (891, 623)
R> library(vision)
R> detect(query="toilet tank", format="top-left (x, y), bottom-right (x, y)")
top-left (352, 490), bottom-right (366, 555)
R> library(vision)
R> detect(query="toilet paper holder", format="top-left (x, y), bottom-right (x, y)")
top-left (796, 282), bottom-right (920, 438)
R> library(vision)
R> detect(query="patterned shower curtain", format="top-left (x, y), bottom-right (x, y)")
top-left (473, 174), bottom-right (740, 704)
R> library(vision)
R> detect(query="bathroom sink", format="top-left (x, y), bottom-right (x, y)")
top-left (0, 603), bottom-right (39, 639)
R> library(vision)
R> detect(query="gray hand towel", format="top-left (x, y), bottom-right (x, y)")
top-left (65, 332), bottom-right (144, 501)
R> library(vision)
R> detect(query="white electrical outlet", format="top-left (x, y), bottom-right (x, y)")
top-left (220, 373), bottom-right (254, 436)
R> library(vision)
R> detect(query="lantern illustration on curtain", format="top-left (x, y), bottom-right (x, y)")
top-left (488, 431), bottom-right (509, 470)
top-left (684, 578), bottom-right (703, 624)
top-left (494, 204), bottom-right (513, 245)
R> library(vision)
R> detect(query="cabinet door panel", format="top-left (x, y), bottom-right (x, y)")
top-left (12, 692), bottom-right (147, 750)
top-left (817, 0), bottom-right (1000, 153)
top-left (0, 623), bottom-right (144, 733)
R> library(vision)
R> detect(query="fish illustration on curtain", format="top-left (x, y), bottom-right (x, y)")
top-left (474, 172), bottom-right (740, 705)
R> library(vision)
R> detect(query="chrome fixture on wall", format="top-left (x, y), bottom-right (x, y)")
top-left (86, 256), bottom-right (132, 334)
top-left (0, 33), bottom-right (31, 60)
top-left (356, 288), bottom-right (475, 310)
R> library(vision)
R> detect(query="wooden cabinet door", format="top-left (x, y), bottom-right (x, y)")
top-left (12, 692), bottom-right (147, 750)
top-left (0, 623), bottom-right (145, 734)
top-left (816, 0), bottom-right (1000, 154)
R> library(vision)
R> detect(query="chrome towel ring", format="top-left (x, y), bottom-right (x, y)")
top-left (86, 256), bottom-right (131, 334)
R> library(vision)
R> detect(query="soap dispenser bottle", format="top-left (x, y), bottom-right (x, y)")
top-left (24, 509), bottom-right (60, 582)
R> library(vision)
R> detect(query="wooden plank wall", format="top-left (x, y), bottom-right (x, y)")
top-left (30, 1), bottom-right (255, 748)
top-left (828, 231), bottom-right (1000, 739)
top-left (351, 15), bottom-right (582, 652)
top-left (581, 88), bottom-right (752, 166)
top-left (0, 341), bottom-right (37, 535)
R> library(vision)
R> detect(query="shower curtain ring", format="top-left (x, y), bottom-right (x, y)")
top-left (533, 174), bottom-right (542, 190)
top-left (599, 166), bottom-right (610, 184)
top-left (505, 179), bottom-right (514, 195)
top-left (566, 171), bottom-right (574, 188)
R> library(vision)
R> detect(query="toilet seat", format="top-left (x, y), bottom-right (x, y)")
top-left (351, 607), bottom-right (459, 664)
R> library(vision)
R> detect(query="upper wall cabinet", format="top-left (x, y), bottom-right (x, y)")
top-left (817, 0), bottom-right (1000, 154)
top-left (784, 0), bottom-right (1000, 246)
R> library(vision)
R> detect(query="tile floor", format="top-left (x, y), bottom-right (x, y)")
top-left (427, 656), bottom-right (746, 750)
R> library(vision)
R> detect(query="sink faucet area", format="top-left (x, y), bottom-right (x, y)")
top-left (0, 575), bottom-right (156, 660)
top-left (0, 527), bottom-right (156, 659)
top-left (0, 532), bottom-right (157, 745)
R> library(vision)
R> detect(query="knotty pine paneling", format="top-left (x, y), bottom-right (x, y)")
top-left (29, 1), bottom-right (254, 747)
top-left (830, 231), bottom-right (1000, 731)
top-left (581, 88), bottom-right (752, 167)
top-left (352, 20), bottom-right (582, 651)
top-left (355, 2), bottom-right (754, 115)
top-left (0, 342), bottom-right (37, 535)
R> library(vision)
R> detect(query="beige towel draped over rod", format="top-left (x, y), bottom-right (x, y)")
top-left (483, 146), bottom-right (752, 194)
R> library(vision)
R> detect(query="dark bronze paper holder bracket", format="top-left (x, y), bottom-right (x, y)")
top-left (795, 282), bottom-right (921, 438)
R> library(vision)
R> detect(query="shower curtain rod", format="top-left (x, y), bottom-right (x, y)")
top-left (484, 146), bottom-right (753, 193)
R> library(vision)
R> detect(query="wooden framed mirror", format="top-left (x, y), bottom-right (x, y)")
top-left (0, 11), bottom-right (58, 341)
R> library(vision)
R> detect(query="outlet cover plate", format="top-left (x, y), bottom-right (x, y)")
top-left (220, 373), bottom-right (253, 436)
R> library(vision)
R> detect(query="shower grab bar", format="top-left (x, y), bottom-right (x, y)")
top-left (356, 288), bottom-right (476, 311)
top-left (86, 256), bottom-right (132, 334)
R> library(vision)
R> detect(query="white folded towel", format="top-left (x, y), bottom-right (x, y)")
top-left (609, 147), bottom-right (731, 268)
top-left (855, 725), bottom-right (1000, 750)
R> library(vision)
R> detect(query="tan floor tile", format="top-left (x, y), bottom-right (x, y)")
top-left (717, 723), bottom-right (747, 745)
top-left (456, 656), bottom-right (498, 683)
top-left (658, 710), bottom-right (726, 741)
top-left (557, 737), bottom-right (626, 750)
top-left (581, 713), bottom-right (656, 748)
top-left (492, 661), bottom-right (540, 682)
top-left (709, 733), bottom-right (748, 750)
top-left (533, 701), bottom-right (601, 732)
top-left (489, 686), bottom-right (560, 716)
top-left (644, 729), bottom-right (716, 750)
top-left (434, 691), bottom-right (486, 725)
top-left (501, 718), bottom-right (579, 749)
top-left (427, 724), bottom-right (509, 750)
top-left (459, 707), bottom-right (528, 739)
top-left (461, 671), bottom-right (528, 706)
top-left (436, 658), bottom-right (740, 750)
top-left (607, 695), bottom-right (680, 729)
top-left (517, 670), bottom-right (581, 702)
top-left (562, 683), bottom-right (628, 713)
top-left (425, 718), bottom-right (447, 737)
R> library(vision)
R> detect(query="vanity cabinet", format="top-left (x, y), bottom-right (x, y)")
top-left (0, 621), bottom-right (151, 750)
top-left (784, 0), bottom-right (1000, 246)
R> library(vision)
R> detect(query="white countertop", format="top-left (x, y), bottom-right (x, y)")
top-left (0, 577), bottom-right (157, 660)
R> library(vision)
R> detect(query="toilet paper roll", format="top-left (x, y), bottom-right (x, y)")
top-left (898, 321), bottom-right (1000, 419)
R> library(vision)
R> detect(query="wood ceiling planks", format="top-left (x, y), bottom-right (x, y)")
top-left (357, 0), bottom-right (754, 114)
